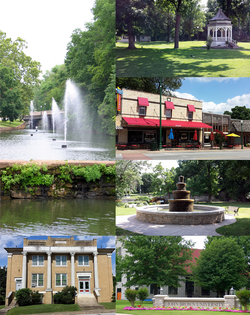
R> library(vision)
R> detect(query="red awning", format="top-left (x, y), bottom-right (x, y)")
top-left (122, 117), bottom-right (212, 129)
top-left (187, 104), bottom-right (196, 112)
top-left (165, 101), bottom-right (175, 109)
top-left (138, 97), bottom-right (149, 106)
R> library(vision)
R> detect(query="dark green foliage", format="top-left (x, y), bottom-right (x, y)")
top-left (1, 163), bottom-right (116, 191)
top-left (214, 132), bottom-right (227, 149)
top-left (15, 289), bottom-right (43, 306)
top-left (230, 106), bottom-right (250, 120)
top-left (236, 289), bottom-right (250, 311)
top-left (192, 238), bottom-right (248, 297)
top-left (124, 288), bottom-right (138, 307)
top-left (53, 286), bottom-right (77, 304)
top-left (137, 287), bottom-right (149, 303)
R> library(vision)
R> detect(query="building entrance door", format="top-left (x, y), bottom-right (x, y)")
top-left (16, 280), bottom-right (22, 291)
top-left (78, 277), bottom-right (90, 294)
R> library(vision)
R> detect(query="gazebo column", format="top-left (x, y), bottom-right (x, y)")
top-left (216, 27), bottom-right (217, 41)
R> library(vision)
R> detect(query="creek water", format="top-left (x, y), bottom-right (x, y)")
top-left (0, 199), bottom-right (115, 235)
top-left (0, 129), bottom-right (115, 160)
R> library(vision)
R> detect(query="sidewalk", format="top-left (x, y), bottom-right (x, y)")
top-left (116, 214), bottom-right (236, 236)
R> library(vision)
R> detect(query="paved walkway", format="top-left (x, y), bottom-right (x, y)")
top-left (116, 214), bottom-right (236, 236)
top-left (17, 311), bottom-right (115, 315)
top-left (116, 147), bottom-right (250, 160)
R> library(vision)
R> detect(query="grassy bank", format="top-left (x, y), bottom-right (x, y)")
top-left (116, 41), bottom-right (250, 77)
top-left (7, 304), bottom-right (81, 315)
top-left (0, 120), bottom-right (23, 128)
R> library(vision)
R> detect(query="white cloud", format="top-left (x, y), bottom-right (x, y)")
top-left (203, 94), bottom-right (250, 113)
top-left (0, 236), bottom-right (23, 261)
top-left (172, 91), bottom-right (198, 101)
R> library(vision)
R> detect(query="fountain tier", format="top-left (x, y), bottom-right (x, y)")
top-left (169, 175), bottom-right (194, 212)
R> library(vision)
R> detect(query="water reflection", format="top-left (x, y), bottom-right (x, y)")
top-left (0, 129), bottom-right (115, 160)
top-left (0, 199), bottom-right (115, 235)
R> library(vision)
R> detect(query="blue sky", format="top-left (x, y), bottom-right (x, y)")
top-left (172, 78), bottom-right (250, 114)
top-left (0, 236), bottom-right (116, 274)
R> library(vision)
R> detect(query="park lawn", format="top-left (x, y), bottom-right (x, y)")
top-left (7, 304), bottom-right (81, 315)
top-left (116, 226), bottom-right (140, 236)
top-left (116, 41), bottom-right (250, 77)
top-left (99, 302), bottom-right (116, 309)
top-left (0, 120), bottom-right (23, 128)
top-left (116, 300), bottom-right (237, 314)
top-left (116, 206), bottom-right (136, 216)
top-left (0, 306), bottom-right (5, 310)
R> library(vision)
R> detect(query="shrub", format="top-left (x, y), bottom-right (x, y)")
top-left (236, 289), bottom-right (250, 311)
top-left (15, 288), bottom-right (33, 306)
top-left (206, 36), bottom-right (213, 50)
top-left (53, 286), bottom-right (77, 304)
top-left (137, 287), bottom-right (149, 304)
top-left (124, 203), bottom-right (129, 208)
top-left (31, 291), bottom-right (43, 304)
top-left (214, 132), bottom-right (227, 149)
top-left (124, 288), bottom-right (137, 307)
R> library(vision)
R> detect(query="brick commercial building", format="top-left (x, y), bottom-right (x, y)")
top-left (116, 89), bottom-right (212, 149)
top-left (5, 237), bottom-right (114, 305)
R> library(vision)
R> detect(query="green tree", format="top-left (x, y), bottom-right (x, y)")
top-left (141, 173), bottom-right (155, 194)
top-left (214, 132), bottom-right (227, 149)
top-left (192, 237), bottom-right (248, 297)
top-left (116, 0), bottom-right (155, 49)
top-left (0, 65), bottom-right (23, 121)
top-left (116, 161), bottom-right (149, 198)
top-left (0, 31), bottom-right (41, 116)
top-left (118, 236), bottom-right (194, 295)
top-left (176, 161), bottom-right (220, 202)
top-left (116, 77), bottom-right (184, 95)
top-left (230, 106), bottom-right (250, 120)
top-left (150, 163), bottom-right (176, 198)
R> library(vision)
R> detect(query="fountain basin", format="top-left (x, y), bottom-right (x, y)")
top-left (136, 204), bottom-right (225, 225)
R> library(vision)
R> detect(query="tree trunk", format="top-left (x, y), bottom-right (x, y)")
top-left (127, 17), bottom-right (136, 50)
top-left (174, 13), bottom-right (181, 49)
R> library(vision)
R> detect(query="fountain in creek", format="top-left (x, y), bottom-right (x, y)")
top-left (42, 111), bottom-right (48, 131)
top-left (136, 175), bottom-right (225, 225)
top-left (52, 98), bottom-right (62, 140)
top-left (30, 101), bottom-right (34, 129)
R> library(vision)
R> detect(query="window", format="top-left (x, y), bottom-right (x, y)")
top-left (166, 109), bottom-right (172, 118)
top-left (78, 255), bottom-right (89, 266)
top-left (32, 255), bottom-right (44, 266)
top-left (188, 111), bottom-right (193, 120)
top-left (55, 255), bottom-right (67, 266)
top-left (139, 106), bottom-right (146, 115)
top-left (169, 286), bottom-right (178, 295)
top-left (56, 273), bottom-right (67, 286)
top-left (32, 274), bottom-right (43, 287)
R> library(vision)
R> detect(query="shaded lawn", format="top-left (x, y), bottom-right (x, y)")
top-left (116, 226), bottom-right (140, 236)
top-left (116, 206), bottom-right (136, 216)
top-left (116, 41), bottom-right (250, 77)
top-left (116, 300), bottom-right (239, 314)
top-left (0, 120), bottom-right (23, 128)
top-left (7, 304), bottom-right (81, 315)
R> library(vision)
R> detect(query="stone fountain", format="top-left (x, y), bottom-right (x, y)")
top-left (136, 175), bottom-right (225, 225)
top-left (169, 175), bottom-right (194, 212)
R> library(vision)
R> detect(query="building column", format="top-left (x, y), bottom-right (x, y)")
top-left (21, 252), bottom-right (27, 288)
top-left (46, 252), bottom-right (52, 290)
top-left (93, 252), bottom-right (100, 290)
top-left (216, 27), bottom-right (217, 41)
top-left (70, 252), bottom-right (75, 287)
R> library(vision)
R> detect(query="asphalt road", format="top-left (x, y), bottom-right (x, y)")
top-left (116, 148), bottom-right (250, 160)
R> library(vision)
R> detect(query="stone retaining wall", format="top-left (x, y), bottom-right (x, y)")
top-left (0, 160), bottom-right (115, 200)
top-left (0, 122), bottom-right (27, 131)
top-left (136, 205), bottom-right (225, 225)
top-left (153, 295), bottom-right (240, 309)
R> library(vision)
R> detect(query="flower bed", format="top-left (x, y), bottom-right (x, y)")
top-left (124, 306), bottom-right (249, 312)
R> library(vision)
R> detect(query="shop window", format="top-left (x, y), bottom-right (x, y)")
top-left (128, 131), bottom-right (143, 143)
top-left (166, 109), bottom-right (172, 118)
top-left (139, 106), bottom-right (146, 116)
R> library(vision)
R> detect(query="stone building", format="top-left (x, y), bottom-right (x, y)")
top-left (116, 89), bottom-right (212, 148)
top-left (116, 242), bottom-right (218, 301)
top-left (231, 119), bottom-right (250, 146)
top-left (5, 237), bottom-right (114, 305)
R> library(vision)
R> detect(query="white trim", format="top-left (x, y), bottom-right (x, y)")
top-left (23, 246), bottom-right (97, 253)
top-left (77, 273), bottom-right (92, 278)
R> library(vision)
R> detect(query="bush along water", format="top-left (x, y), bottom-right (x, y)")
top-left (0, 162), bottom-right (116, 199)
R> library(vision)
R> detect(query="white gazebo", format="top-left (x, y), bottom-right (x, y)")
top-left (207, 8), bottom-right (235, 47)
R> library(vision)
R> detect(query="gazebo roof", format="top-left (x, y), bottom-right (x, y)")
top-left (210, 8), bottom-right (231, 21)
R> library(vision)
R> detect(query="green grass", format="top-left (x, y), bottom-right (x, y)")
top-left (116, 41), bottom-right (250, 77)
top-left (116, 300), bottom-right (236, 314)
top-left (116, 206), bottom-right (136, 216)
top-left (7, 304), bottom-right (81, 315)
top-left (99, 301), bottom-right (116, 309)
top-left (0, 305), bottom-right (5, 310)
top-left (116, 226), bottom-right (140, 236)
top-left (0, 120), bottom-right (23, 128)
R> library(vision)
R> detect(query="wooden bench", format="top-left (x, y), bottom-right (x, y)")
top-left (226, 206), bottom-right (239, 216)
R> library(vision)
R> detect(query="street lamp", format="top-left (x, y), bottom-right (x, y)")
top-left (159, 78), bottom-right (162, 150)
top-left (241, 120), bottom-right (243, 149)
top-left (230, 287), bottom-right (234, 295)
